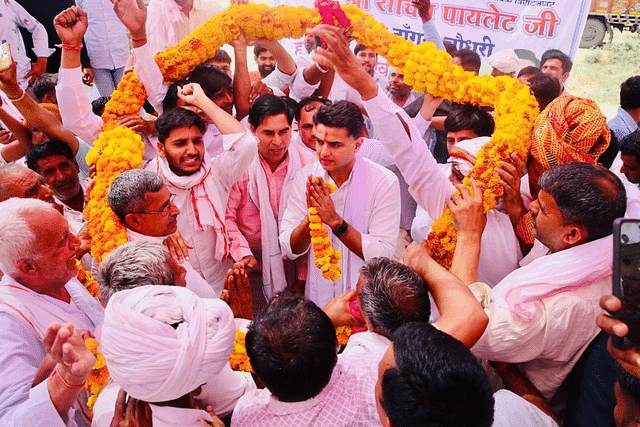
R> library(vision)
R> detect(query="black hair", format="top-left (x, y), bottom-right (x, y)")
top-left (162, 80), bottom-right (189, 111)
top-left (528, 73), bottom-right (562, 111)
top-left (358, 257), bottom-right (430, 339)
top-left (614, 359), bottom-right (640, 407)
top-left (621, 130), bottom-right (640, 161)
top-left (92, 96), bottom-right (111, 117)
top-left (541, 49), bottom-right (573, 73)
top-left (313, 100), bottom-right (364, 138)
top-left (354, 43), bottom-right (375, 56)
top-left (620, 76), bottom-right (640, 111)
top-left (517, 65), bottom-right (539, 78)
top-left (444, 105), bottom-right (495, 136)
top-left (538, 162), bottom-right (627, 241)
top-left (296, 96), bottom-right (332, 122)
top-left (248, 94), bottom-right (294, 129)
top-left (381, 322), bottom-right (495, 427)
top-left (451, 49), bottom-right (481, 74)
top-left (208, 49), bottom-right (232, 64)
top-left (188, 64), bottom-right (232, 99)
top-left (26, 140), bottom-right (75, 173)
top-left (246, 293), bottom-right (338, 402)
top-left (253, 44), bottom-right (268, 57)
top-left (33, 73), bottom-right (58, 103)
top-left (155, 108), bottom-right (206, 144)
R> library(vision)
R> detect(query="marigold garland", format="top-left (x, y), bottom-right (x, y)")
top-left (76, 261), bottom-right (102, 304)
top-left (89, 2), bottom-right (539, 278)
top-left (336, 326), bottom-right (353, 346)
top-left (84, 338), bottom-right (109, 417)
top-left (229, 329), bottom-right (252, 372)
top-left (308, 177), bottom-right (342, 281)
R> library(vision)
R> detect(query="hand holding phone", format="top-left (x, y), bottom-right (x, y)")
top-left (612, 218), bottom-right (640, 348)
top-left (0, 43), bottom-right (12, 72)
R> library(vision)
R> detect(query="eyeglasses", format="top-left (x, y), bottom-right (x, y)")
top-left (133, 194), bottom-right (176, 216)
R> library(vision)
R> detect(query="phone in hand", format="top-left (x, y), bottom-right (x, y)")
top-left (612, 218), bottom-right (640, 349)
top-left (0, 43), bottom-right (12, 72)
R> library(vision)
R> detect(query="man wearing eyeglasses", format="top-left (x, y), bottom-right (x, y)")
top-left (107, 168), bottom-right (218, 299)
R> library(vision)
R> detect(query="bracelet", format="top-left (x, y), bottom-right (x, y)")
top-left (7, 88), bottom-right (26, 103)
top-left (314, 62), bottom-right (329, 73)
top-left (50, 366), bottom-right (85, 390)
top-left (55, 43), bottom-right (83, 51)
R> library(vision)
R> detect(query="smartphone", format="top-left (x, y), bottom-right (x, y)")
top-left (612, 218), bottom-right (640, 348)
top-left (0, 42), bottom-right (12, 72)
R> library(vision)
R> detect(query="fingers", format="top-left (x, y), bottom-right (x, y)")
top-left (608, 339), bottom-right (640, 368)
top-left (597, 313), bottom-right (628, 337)
top-left (43, 323), bottom-right (63, 353)
top-left (601, 294), bottom-right (622, 312)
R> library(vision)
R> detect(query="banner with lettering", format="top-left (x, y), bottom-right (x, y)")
top-left (274, 0), bottom-right (590, 73)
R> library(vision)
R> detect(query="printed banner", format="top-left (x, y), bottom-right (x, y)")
top-left (274, 0), bottom-right (591, 71)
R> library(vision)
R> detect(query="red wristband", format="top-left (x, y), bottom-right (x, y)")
top-left (50, 366), bottom-right (85, 389)
top-left (55, 43), bottom-right (83, 51)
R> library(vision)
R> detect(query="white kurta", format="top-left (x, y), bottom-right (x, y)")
top-left (279, 157), bottom-right (400, 308)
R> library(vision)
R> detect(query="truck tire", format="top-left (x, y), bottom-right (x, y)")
top-left (580, 17), bottom-right (607, 48)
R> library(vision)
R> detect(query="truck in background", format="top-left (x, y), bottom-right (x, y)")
top-left (581, 0), bottom-right (640, 48)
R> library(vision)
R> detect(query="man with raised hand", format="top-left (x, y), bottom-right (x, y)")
top-left (0, 198), bottom-right (103, 427)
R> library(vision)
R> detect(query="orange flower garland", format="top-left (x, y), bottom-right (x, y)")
top-left (76, 261), bottom-right (102, 304)
top-left (84, 338), bottom-right (109, 417)
top-left (309, 177), bottom-right (342, 281)
top-left (89, 3), bottom-right (539, 276)
top-left (229, 329), bottom-right (252, 372)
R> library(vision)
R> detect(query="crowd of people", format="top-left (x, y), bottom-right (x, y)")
top-left (1, 0), bottom-right (640, 426)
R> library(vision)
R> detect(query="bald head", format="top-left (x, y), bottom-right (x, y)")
top-left (0, 164), bottom-right (58, 208)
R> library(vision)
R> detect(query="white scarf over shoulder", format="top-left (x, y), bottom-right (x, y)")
top-left (492, 235), bottom-right (612, 321)
top-left (100, 285), bottom-right (235, 403)
top-left (150, 155), bottom-right (229, 262)
top-left (247, 147), bottom-right (302, 299)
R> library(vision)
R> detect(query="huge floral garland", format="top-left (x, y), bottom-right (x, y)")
top-left (86, 3), bottom-right (538, 270)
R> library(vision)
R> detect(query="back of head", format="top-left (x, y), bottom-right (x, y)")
top-left (621, 130), bottom-right (640, 160)
top-left (92, 96), bottom-right (111, 117)
top-left (313, 100), bottom-right (364, 138)
top-left (101, 285), bottom-right (236, 403)
top-left (541, 48), bottom-right (573, 73)
top-left (528, 72), bottom-right (562, 111)
top-left (444, 105), bottom-right (495, 136)
top-left (246, 293), bottom-right (338, 402)
top-left (97, 241), bottom-right (174, 304)
top-left (620, 75), bottom-right (640, 111)
top-left (451, 49), bottom-right (481, 74)
top-left (296, 96), bottom-right (332, 122)
top-left (163, 80), bottom-right (189, 111)
top-left (358, 257), bottom-right (430, 339)
top-left (0, 197), bottom-right (52, 276)
top-left (248, 94), bottom-right (294, 129)
top-left (25, 140), bottom-right (75, 173)
top-left (33, 73), bottom-right (58, 103)
top-left (538, 162), bottom-right (626, 241)
top-left (155, 107), bottom-right (206, 144)
top-left (108, 169), bottom-right (164, 223)
top-left (381, 322), bottom-right (494, 427)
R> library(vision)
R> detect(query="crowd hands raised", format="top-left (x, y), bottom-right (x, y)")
top-left (1, 0), bottom-right (640, 426)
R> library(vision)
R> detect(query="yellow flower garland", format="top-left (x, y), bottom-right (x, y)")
top-left (84, 338), bottom-right (109, 417)
top-left (76, 261), bottom-right (102, 304)
top-left (88, 2), bottom-right (538, 276)
top-left (229, 329), bottom-right (252, 372)
top-left (308, 177), bottom-right (342, 281)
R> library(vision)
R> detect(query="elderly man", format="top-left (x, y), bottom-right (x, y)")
top-left (0, 198), bottom-right (103, 427)
top-left (108, 169), bottom-right (218, 298)
top-left (99, 285), bottom-right (235, 426)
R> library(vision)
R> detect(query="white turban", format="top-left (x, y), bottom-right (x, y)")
top-left (448, 136), bottom-right (491, 177)
top-left (99, 285), bottom-right (236, 403)
top-left (489, 49), bottom-right (520, 74)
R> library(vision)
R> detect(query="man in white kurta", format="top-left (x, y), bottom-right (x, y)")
top-left (279, 100), bottom-right (400, 308)
top-left (0, 199), bottom-right (104, 427)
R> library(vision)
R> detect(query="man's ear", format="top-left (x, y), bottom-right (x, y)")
top-left (124, 213), bottom-right (143, 233)
top-left (157, 142), bottom-right (166, 158)
top-left (16, 258), bottom-right (37, 276)
top-left (561, 71), bottom-right (570, 84)
top-left (562, 223), bottom-right (588, 247)
top-left (354, 137), bottom-right (363, 152)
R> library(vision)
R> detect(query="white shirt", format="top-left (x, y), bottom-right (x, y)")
top-left (492, 390), bottom-right (558, 427)
top-left (363, 92), bottom-right (521, 286)
top-left (279, 158), bottom-right (400, 308)
top-left (0, 0), bottom-right (53, 88)
top-left (0, 276), bottom-right (103, 427)
top-left (340, 330), bottom-right (390, 358)
top-left (146, 0), bottom-right (225, 56)
top-left (75, 0), bottom-right (129, 70)
top-left (146, 132), bottom-right (257, 289)
top-left (231, 354), bottom-right (383, 427)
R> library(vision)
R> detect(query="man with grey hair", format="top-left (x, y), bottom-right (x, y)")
top-left (0, 197), bottom-right (103, 427)
top-left (92, 240), bottom-right (256, 425)
top-left (107, 169), bottom-right (216, 298)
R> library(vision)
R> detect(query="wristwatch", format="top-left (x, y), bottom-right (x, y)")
top-left (332, 220), bottom-right (349, 237)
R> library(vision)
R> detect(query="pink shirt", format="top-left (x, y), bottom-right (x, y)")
top-left (226, 144), bottom-right (316, 261)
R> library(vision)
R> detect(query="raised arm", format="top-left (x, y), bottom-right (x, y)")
top-left (0, 98), bottom-right (33, 162)
top-left (403, 241), bottom-right (488, 348)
